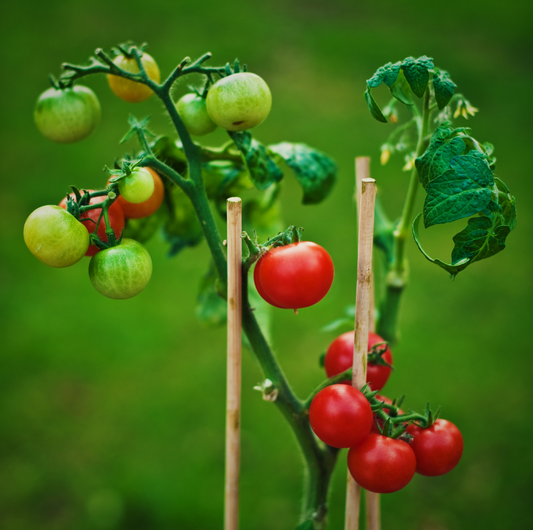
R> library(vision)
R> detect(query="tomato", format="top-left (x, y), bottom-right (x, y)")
top-left (59, 191), bottom-right (125, 256)
top-left (107, 52), bottom-right (160, 103)
top-left (406, 419), bottom-right (463, 476)
top-left (371, 395), bottom-right (405, 434)
top-left (324, 331), bottom-right (393, 391)
top-left (118, 167), bottom-right (155, 204)
top-left (254, 242), bottom-right (334, 309)
top-left (115, 168), bottom-right (165, 219)
top-left (347, 433), bottom-right (416, 493)
top-left (89, 238), bottom-right (152, 299)
top-left (176, 93), bottom-right (217, 136)
top-left (309, 384), bottom-right (373, 448)
top-left (34, 85), bottom-right (101, 143)
top-left (24, 205), bottom-right (90, 267)
top-left (206, 72), bottom-right (272, 131)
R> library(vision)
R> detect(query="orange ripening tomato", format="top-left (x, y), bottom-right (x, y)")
top-left (114, 168), bottom-right (165, 219)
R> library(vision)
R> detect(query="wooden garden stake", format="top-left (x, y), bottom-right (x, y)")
top-left (345, 173), bottom-right (376, 530)
top-left (225, 197), bottom-right (242, 530)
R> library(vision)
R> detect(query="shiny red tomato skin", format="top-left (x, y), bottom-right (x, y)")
top-left (406, 419), bottom-right (463, 476)
top-left (253, 241), bottom-right (334, 309)
top-left (59, 191), bottom-right (125, 256)
top-left (324, 331), bottom-right (393, 391)
top-left (309, 384), bottom-right (373, 448)
top-left (348, 433), bottom-right (416, 493)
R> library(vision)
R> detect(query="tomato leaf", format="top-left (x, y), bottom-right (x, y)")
top-left (367, 61), bottom-right (402, 88)
top-left (432, 69), bottom-right (456, 110)
top-left (229, 131), bottom-right (283, 190)
top-left (163, 182), bottom-right (204, 256)
top-left (150, 136), bottom-right (188, 174)
top-left (268, 142), bottom-right (337, 204)
top-left (401, 56), bottom-right (434, 98)
top-left (423, 151), bottom-right (496, 228)
top-left (389, 70), bottom-right (414, 106)
top-left (365, 87), bottom-right (387, 123)
top-left (196, 263), bottom-right (227, 327)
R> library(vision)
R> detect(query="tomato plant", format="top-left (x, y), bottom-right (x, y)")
top-left (371, 395), bottom-right (404, 433)
top-left (107, 51), bottom-right (160, 103)
top-left (407, 419), bottom-right (464, 476)
top-left (347, 433), bottom-right (417, 493)
top-left (24, 205), bottom-right (90, 267)
top-left (34, 85), bottom-right (101, 143)
top-left (176, 93), bottom-right (217, 136)
top-left (309, 384), bottom-right (373, 448)
top-left (117, 167), bottom-right (155, 204)
top-left (324, 330), bottom-right (393, 391)
top-left (59, 191), bottom-right (125, 256)
top-left (89, 238), bottom-right (152, 299)
top-left (115, 168), bottom-right (165, 219)
top-left (254, 241), bottom-right (334, 309)
top-left (206, 72), bottom-right (272, 131)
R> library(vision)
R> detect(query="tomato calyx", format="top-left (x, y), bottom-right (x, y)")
top-left (253, 379), bottom-right (278, 402)
top-left (367, 341), bottom-right (394, 370)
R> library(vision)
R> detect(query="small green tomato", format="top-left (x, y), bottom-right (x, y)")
top-left (118, 168), bottom-right (155, 204)
top-left (206, 72), bottom-right (272, 132)
top-left (24, 205), bottom-right (90, 267)
top-left (89, 238), bottom-right (153, 300)
top-left (34, 85), bottom-right (101, 143)
top-left (176, 93), bottom-right (217, 136)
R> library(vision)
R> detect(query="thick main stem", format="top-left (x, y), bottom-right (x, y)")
top-left (377, 89), bottom-right (431, 344)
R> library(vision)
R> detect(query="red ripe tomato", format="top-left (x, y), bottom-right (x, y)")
top-left (309, 384), bottom-right (373, 448)
top-left (371, 395), bottom-right (404, 434)
top-left (114, 168), bottom-right (165, 219)
top-left (59, 191), bottom-right (125, 257)
top-left (406, 419), bottom-right (463, 476)
top-left (324, 331), bottom-right (393, 391)
top-left (347, 433), bottom-right (416, 493)
top-left (254, 241), bottom-right (334, 310)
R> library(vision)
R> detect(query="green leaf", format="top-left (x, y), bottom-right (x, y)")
top-left (163, 182), bottom-right (204, 256)
top-left (415, 126), bottom-right (467, 187)
top-left (494, 177), bottom-right (517, 229)
top-left (451, 217), bottom-right (510, 266)
top-left (365, 87), bottom-right (387, 123)
top-left (150, 136), bottom-right (188, 174)
top-left (196, 263), bottom-right (227, 327)
top-left (268, 142), bottom-right (337, 204)
top-left (432, 69), bottom-right (456, 110)
top-left (243, 185), bottom-right (284, 243)
top-left (401, 56), bottom-right (434, 98)
top-left (424, 151), bottom-right (495, 228)
top-left (389, 70), bottom-right (413, 106)
top-left (229, 131), bottom-right (283, 190)
top-left (367, 61), bottom-right (401, 88)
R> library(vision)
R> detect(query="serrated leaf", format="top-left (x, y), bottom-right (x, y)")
top-left (229, 131), bottom-right (283, 190)
top-left (424, 152), bottom-right (495, 228)
top-left (268, 142), bottom-right (337, 204)
top-left (367, 61), bottom-right (401, 88)
top-left (365, 88), bottom-right (387, 123)
top-left (164, 182), bottom-right (203, 256)
top-left (389, 70), bottom-right (413, 106)
top-left (196, 263), bottom-right (227, 327)
top-left (494, 177), bottom-right (517, 230)
top-left (432, 69), bottom-right (456, 110)
top-left (401, 56), bottom-right (434, 98)
top-left (415, 126), bottom-right (467, 187)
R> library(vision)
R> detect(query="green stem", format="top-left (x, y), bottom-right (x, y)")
top-left (377, 88), bottom-right (431, 344)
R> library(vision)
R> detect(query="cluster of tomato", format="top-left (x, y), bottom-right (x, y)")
top-left (27, 47), bottom-right (275, 300)
top-left (310, 331), bottom-right (463, 494)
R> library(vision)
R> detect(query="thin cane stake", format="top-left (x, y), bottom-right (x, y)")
top-left (355, 159), bottom-right (380, 530)
top-left (225, 197), bottom-right (242, 530)
top-left (345, 177), bottom-right (377, 530)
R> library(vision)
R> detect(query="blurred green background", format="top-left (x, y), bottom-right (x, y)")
top-left (1, 0), bottom-right (532, 528)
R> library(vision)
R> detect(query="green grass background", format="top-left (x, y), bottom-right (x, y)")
top-left (1, 0), bottom-right (532, 528)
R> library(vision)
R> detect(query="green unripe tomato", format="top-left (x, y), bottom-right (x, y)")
top-left (206, 72), bottom-right (272, 132)
top-left (176, 93), bottom-right (217, 136)
top-left (118, 168), bottom-right (155, 204)
top-left (89, 238), bottom-right (153, 300)
top-left (24, 205), bottom-right (90, 267)
top-left (34, 85), bottom-right (101, 143)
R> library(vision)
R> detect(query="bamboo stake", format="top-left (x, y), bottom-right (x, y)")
top-left (345, 174), bottom-right (376, 530)
top-left (225, 197), bottom-right (242, 530)
top-left (355, 159), bottom-right (380, 530)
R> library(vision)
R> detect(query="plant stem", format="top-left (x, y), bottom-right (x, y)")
top-left (377, 88), bottom-right (431, 344)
